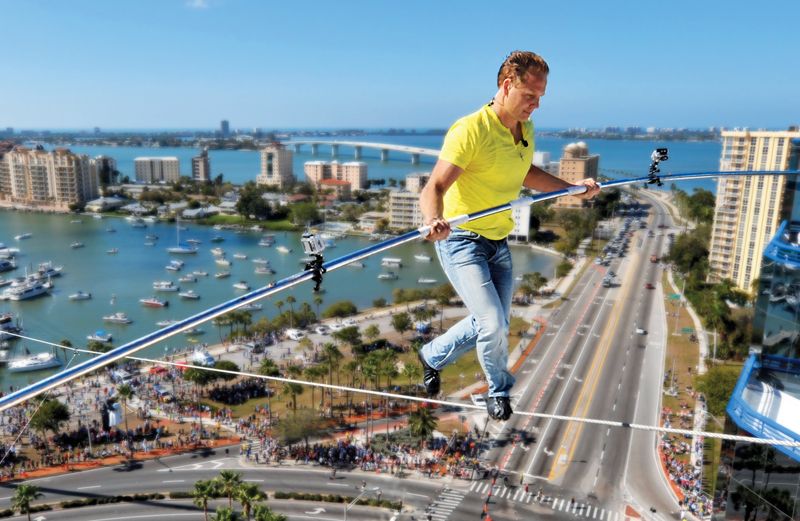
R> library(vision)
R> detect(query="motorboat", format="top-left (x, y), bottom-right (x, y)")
top-left (233, 253), bottom-right (247, 260)
top-left (103, 312), bottom-right (132, 324)
top-left (215, 258), bottom-right (232, 267)
top-left (143, 216), bottom-right (157, 224)
top-left (210, 236), bottom-right (225, 243)
top-left (145, 234), bottom-right (159, 241)
top-left (254, 266), bottom-right (275, 275)
top-left (185, 327), bottom-right (205, 336)
top-left (214, 271), bottom-right (231, 279)
top-left (192, 270), bottom-right (209, 277)
top-left (106, 227), bottom-right (116, 232)
top-left (0, 248), bottom-right (19, 260)
top-left (69, 290), bottom-right (92, 301)
top-left (239, 302), bottom-right (263, 312)
top-left (276, 245), bottom-right (292, 254)
top-left (87, 330), bottom-right (113, 343)
top-left (210, 247), bottom-right (225, 256)
top-left (70, 219), bottom-right (83, 224)
top-left (418, 277), bottom-right (438, 284)
top-left (414, 254), bottom-right (432, 262)
top-left (14, 233), bottom-right (32, 240)
top-left (233, 281), bottom-right (250, 291)
top-left (140, 297), bottom-right (169, 307)
top-left (35, 261), bottom-right (63, 279)
top-left (179, 290), bottom-right (200, 299)
top-left (8, 352), bottom-right (62, 373)
top-left (144, 242), bottom-right (155, 247)
top-left (2, 278), bottom-right (52, 301)
top-left (179, 275), bottom-right (197, 283)
top-left (213, 224), bottom-right (224, 230)
top-left (378, 272), bottom-right (398, 280)
top-left (258, 238), bottom-right (274, 247)
top-left (93, 214), bottom-right (103, 220)
top-left (298, 256), bottom-right (315, 265)
top-left (186, 239), bottom-right (201, 245)
top-left (165, 260), bottom-right (184, 271)
top-left (347, 261), bottom-right (365, 268)
top-left (0, 259), bottom-right (16, 273)
top-left (156, 319), bottom-right (178, 327)
top-left (153, 280), bottom-right (179, 292)
top-left (106, 248), bottom-right (119, 255)
top-left (381, 257), bottom-right (403, 267)
top-left (70, 242), bottom-right (84, 249)
top-left (252, 258), bottom-right (270, 265)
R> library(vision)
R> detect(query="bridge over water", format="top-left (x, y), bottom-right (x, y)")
top-left (281, 140), bottom-right (440, 164)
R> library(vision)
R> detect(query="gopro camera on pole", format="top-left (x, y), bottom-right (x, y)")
top-left (301, 232), bottom-right (327, 292)
top-left (646, 148), bottom-right (669, 187)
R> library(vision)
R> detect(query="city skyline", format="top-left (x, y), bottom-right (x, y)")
top-left (2, 0), bottom-right (798, 129)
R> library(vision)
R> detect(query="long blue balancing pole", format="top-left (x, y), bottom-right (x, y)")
top-left (1, 169), bottom-right (798, 412)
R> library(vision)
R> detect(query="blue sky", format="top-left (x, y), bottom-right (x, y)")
top-left (2, 0), bottom-right (797, 130)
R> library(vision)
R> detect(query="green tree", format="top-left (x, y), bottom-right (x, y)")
top-left (88, 339), bottom-right (112, 353)
top-left (235, 482), bottom-right (263, 520)
top-left (407, 406), bottom-right (438, 446)
top-left (212, 506), bottom-right (240, 521)
top-left (322, 300), bottom-right (358, 318)
top-left (289, 202), bottom-right (319, 225)
top-left (258, 358), bottom-right (281, 424)
top-left (192, 479), bottom-right (219, 521)
top-left (253, 503), bottom-right (287, 521)
top-left (402, 363), bottom-right (421, 395)
top-left (364, 324), bottom-right (380, 343)
top-left (12, 484), bottom-right (43, 521)
top-left (29, 399), bottom-right (70, 454)
top-left (391, 312), bottom-right (412, 339)
top-left (313, 294), bottom-right (324, 321)
top-left (215, 470), bottom-right (243, 509)
top-left (116, 383), bottom-right (134, 445)
top-left (274, 409), bottom-right (324, 448)
top-left (285, 296), bottom-right (296, 328)
top-left (372, 297), bottom-right (387, 308)
top-left (697, 365), bottom-right (741, 417)
top-left (214, 360), bottom-right (240, 382)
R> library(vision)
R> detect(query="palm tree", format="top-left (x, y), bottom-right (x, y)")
top-left (274, 300), bottom-right (284, 323)
top-left (12, 484), bottom-right (43, 521)
top-left (304, 364), bottom-right (327, 411)
top-left (313, 294), bottom-right (324, 321)
top-left (192, 479), bottom-right (219, 521)
top-left (59, 338), bottom-right (72, 359)
top-left (215, 470), bottom-right (243, 509)
top-left (258, 358), bottom-right (281, 425)
top-left (116, 383), bottom-right (134, 451)
top-left (408, 405), bottom-right (438, 447)
top-left (402, 363), bottom-right (421, 396)
top-left (211, 506), bottom-right (240, 521)
top-left (286, 296), bottom-right (296, 328)
top-left (283, 365), bottom-right (304, 414)
top-left (253, 503), bottom-right (287, 521)
top-left (235, 482), bottom-right (262, 520)
top-left (364, 324), bottom-right (380, 343)
top-left (322, 343), bottom-right (343, 412)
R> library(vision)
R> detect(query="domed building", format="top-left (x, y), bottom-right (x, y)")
top-left (554, 141), bottom-right (599, 209)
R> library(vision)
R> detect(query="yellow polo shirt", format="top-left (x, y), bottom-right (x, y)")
top-left (439, 104), bottom-right (534, 240)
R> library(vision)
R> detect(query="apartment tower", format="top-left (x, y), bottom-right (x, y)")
top-left (708, 128), bottom-right (800, 291)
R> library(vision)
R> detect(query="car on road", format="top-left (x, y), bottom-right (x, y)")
top-left (328, 322), bottom-right (346, 332)
top-left (644, 282), bottom-right (655, 290)
top-left (285, 328), bottom-right (306, 341)
top-left (314, 325), bottom-right (330, 335)
top-left (470, 394), bottom-right (487, 408)
top-left (635, 327), bottom-right (647, 335)
top-left (342, 318), bottom-right (357, 327)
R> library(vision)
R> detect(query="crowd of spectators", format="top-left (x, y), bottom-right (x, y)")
top-left (208, 378), bottom-right (272, 405)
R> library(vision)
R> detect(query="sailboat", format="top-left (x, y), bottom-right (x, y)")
top-left (167, 218), bottom-right (198, 254)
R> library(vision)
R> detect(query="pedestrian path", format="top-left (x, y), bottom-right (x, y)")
top-left (468, 481), bottom-right (622, 520)
top-left (425, 487), bottom-right (466, 520)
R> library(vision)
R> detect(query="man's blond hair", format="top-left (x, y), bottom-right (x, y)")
top-left (497, 51), bottom-right (549, 87)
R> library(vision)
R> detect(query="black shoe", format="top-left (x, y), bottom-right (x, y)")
top-left (487, 396), bottom-right (512, 421)
top-left (417, 351), bottom-right (440, 397)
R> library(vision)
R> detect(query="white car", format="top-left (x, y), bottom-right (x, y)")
top-left (285, 328), bottom-right (306, 341)
top-left (470, 394), bottom-right (487, 408)
top-left (342, 318), bottom-right (357, 327)
top-left (328, 322), bottom-right (346, 332)
top-left (314, 325), bottom-right (330, 335)
top-left (635, 327), bottom-right (647, 335)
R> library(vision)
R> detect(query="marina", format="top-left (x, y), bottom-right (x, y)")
top-left (0, 210), bottom-right (558, 388)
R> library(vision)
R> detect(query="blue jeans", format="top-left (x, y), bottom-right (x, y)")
top-left (420, 229), bottom-right (515, 397)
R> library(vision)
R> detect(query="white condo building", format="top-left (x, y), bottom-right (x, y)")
top-left (388, 173), bottom-right (429, 230)
top-left (709, 128), bottom-right (800, 291)
top-left (134, 157), bottom-right (180, 184)
top-left (304, 160), bottom-right (367, 191)
top-left (0, 147), bottom-right (98, 207)
top-left (257, 143), bottom-right (294, 189)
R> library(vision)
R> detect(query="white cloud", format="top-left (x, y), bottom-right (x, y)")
top-left (185, 0), bottom-right (210, 9)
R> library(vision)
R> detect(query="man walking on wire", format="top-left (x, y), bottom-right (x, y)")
top-left (418, 51), bottom-right (600, 420)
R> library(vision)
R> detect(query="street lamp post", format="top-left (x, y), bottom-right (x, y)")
top-left (344, 486), bottom-right (380, 521)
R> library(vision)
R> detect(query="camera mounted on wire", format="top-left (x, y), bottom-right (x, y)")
top-left (301, 232), bottom-right (327, 292)
top-left (646, 147), bottom-right (669, 187)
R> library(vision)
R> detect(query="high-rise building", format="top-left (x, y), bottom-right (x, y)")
top-left (220, 120), bottom-right (230, 138)
top-left (94, 155), bottom-right (117, 185)
top-left (714, 138), bottom-right (800, 519)
top-left (134, 157), bottom-right (180, 184)
top-left (0, 147), bottom-right (98, 207)
top-left (192, 147), bottom-right (211, 182)
top-left (388, 173), bottom-right (429, 230)
top-left (708, 128), bottom-right (800, 291)
top-left (256, 143), bottom-right (294, 189)
top-left (303, 160), bottom-right (368, 191)
top-left (553, 142), bottom-right (598, 209)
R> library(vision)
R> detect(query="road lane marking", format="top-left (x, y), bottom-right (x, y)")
top-left (162, 480), bottom-right (185, 483)
top-left (326, 483), bottom-right (349, 488)
top-left (407, 492), bottom-right (430, 498)
top-left (77, 485), bottom-right (101, 490)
